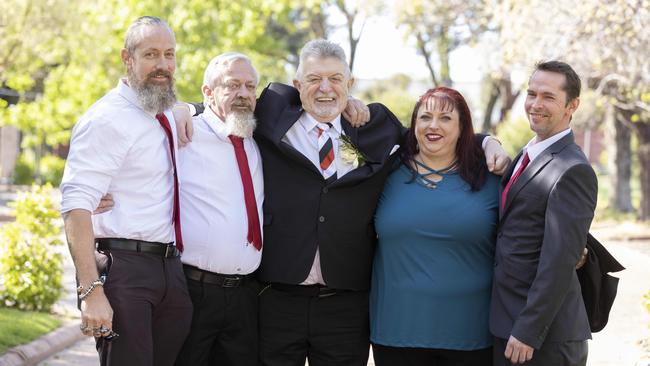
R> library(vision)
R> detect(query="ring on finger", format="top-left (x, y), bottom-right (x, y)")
top-left (80, 323), bottom-right (89, 331)
top-left (99, 325), bottom-right (110, 334)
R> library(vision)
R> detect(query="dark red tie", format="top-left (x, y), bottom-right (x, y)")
top-left (229, 136), bottom-right (262, 251)
top-left (501, 152), bottom-right (530, 210)
top-left (155, 113), bottom-right (183, 252)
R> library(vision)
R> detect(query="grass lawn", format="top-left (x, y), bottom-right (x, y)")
top-left (0, 307), bottom-right (61, 354)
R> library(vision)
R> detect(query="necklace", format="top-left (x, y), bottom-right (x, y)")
top-left (413, 158), bottom-right (458, 189)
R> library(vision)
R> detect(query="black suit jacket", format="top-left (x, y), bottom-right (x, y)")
top-left (253, 83), bottom-right (404, 290)
top-left (578, 233), bottom-right (625, 332)
top-left (490, 132), bottom-right (598, 349)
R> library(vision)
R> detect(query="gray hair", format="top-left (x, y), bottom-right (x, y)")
top-left (124, 16), bottom-right (175, 56)
top-left (296, 39), bottom-right (350, 79)
top-left (202, 52), bottom-right (259, 105)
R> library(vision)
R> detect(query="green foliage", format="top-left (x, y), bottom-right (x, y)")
top-left (10, 152), bottom-right (64, 186)
top-left (495, 116), bottom-right (535, 157)
top-left (0, 185), bottom-right (64, 312)
top-left (40, 155), bottom-right (66, 186)
top-left (0, 307), bottom-right (62, 354)
top-left (1, 0), bottom-right (325, 161)
top-left (12, 153), bottom-right (35, 186)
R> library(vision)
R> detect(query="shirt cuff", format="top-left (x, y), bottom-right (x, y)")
top-left (482, 135), bottom-right (495, 150)
top-left (187, 103), bottom-right (197, 117)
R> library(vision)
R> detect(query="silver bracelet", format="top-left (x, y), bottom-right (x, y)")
top-left (78, 278), bottom-right (105, 301)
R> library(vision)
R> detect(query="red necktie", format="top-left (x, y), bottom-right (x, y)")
top-left (229, 136), bottom-right (262, 251)
top-left (501, 152), bottom-right (530, 210)
top-left (155, 113), bottom-right (183, 252)
top-left (317, 123), bottom-right (337, 183)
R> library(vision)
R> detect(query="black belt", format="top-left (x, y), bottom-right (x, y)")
top-left (183, 265), bottom-right (250, 288)
top-left (96, 238), bottom-right (180, 258)
top-left (269, 283), bottom-right (343, 298)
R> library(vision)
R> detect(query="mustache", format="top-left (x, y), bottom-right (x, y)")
top-left (146, 70), bottom-right (173, 79)
top-left (231, 98), bottom-right (253, 109)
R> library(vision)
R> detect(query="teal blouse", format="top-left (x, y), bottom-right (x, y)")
top-left (370, 164), bottom-right (499, 350)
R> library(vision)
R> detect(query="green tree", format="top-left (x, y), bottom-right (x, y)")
top-left (1, 0), bottom-right (327, 183)
top-left (394, 0), bottom-right (490, 87)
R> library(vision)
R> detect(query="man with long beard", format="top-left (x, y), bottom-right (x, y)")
top-left (60, 16), bottom-right (192, 366)
top-left (173, 53), bottom-right (264, 366)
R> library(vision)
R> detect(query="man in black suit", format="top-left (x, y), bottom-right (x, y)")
top-left (253, 40), bottom-right (405, 366)
top-left (490, 61), bottom-right (598, 366)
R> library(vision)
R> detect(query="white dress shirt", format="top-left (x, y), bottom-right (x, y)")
top-left (60, 79), bottom-right (178, 244)
top-left (177, 106), bottom-right (264, 275)
top-left (282, 112), bottom-right (357, 285)
top-left (513, 128), bottom-right (572, 172)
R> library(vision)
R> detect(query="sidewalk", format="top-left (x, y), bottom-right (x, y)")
top-left (34, 239), bottom-right (650, 366)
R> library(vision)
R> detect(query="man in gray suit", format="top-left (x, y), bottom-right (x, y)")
top-left (490, 61), bottom-right (598, 366)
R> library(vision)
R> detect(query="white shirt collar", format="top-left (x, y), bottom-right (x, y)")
top-left (299, 112), bottom-right (343, 136)
top-left (116, 78), bottom-right (159, 117)
top-left (198, 105), bottom-right (231, 139)
top-left (523, 128), bottom-right (571, 162)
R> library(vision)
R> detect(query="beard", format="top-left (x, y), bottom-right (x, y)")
top-left (225, 110), bottom-right (257, 138)
top-left (127, 67), bottom-right (177, 114)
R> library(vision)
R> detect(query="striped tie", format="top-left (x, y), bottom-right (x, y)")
top-left (317, 123), bottom-right (337, 183)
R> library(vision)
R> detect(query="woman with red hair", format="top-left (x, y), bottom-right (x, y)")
top-left (370, 87), bottom-right (499, 365)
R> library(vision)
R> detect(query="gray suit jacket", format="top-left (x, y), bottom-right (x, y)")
top-left (490, 132), bottom-right (597, 349)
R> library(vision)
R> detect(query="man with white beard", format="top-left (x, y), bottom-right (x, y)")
top-left (173, 52), bottom-right (264, 366)
top-left (60, 16), bottom-right (192, 366)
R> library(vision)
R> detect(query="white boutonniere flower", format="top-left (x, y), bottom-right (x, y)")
top-left (339, 134), bottom-right (366, 169)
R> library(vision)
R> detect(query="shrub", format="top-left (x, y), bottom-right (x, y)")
top-left (0, 184), bottom-right (64, 311)
top-left (12, 153), bottom-right (35, 185)
top-left (39, 155), bottom-right (66, 186)
top-left (12, 153), bottom-right (66, 186)
top-left (496, 116), bottom-right (535, 157)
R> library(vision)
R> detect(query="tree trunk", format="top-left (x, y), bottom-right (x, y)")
top-left (634, 120), bottom-right (650, 220)
top-left (609, 106), bottom-right (634, 212)
top-left (437, 28), bottom-right (451, 86)
top-left (482, 80), bottom-right (500, 133)
top-left (498, 78), bottom-right (520, 123)
top-left (416, 32), bottom-right (438, 87)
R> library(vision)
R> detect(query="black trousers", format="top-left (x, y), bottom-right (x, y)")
top-left (174, 270), bottom-right (260, 366)
top-left (372, 344), bottom-right (493, 366)
top-left (493, 337), bottom-right (587, 366)
top-left (95, 250), bottom-right (193, 366)
top-left (259, 285), bottom-right (370, 366)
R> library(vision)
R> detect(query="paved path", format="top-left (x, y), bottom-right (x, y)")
top-left (38, 239), bottom-right (650, 366)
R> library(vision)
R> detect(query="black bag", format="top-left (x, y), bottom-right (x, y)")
top-left (577, 234), bottom-right (625, 332)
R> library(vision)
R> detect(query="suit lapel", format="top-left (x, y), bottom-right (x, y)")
top-left (501, 132), bottom-right (575, 214)
top-left (330, 118), bottom-right (384, 187)
top-left (340, 118), bottom-right (359, 146)
top-left (268, 105), bottom-right (321, 175)
top-left (499, 150), bottom-right (522, 218)
top-left (501, 151), bottom-right (522, 190)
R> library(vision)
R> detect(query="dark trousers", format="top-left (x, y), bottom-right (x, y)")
top-left (95, 250), bottom-right (193, 366)
top-left (174, 269), bottom-right (260, 366)
top-left (493, 337), bottom-right (587, 366)
top-left (372, 343), bottom-right (493, 366)
top-left (259, 285), bottom-right (370, 366)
